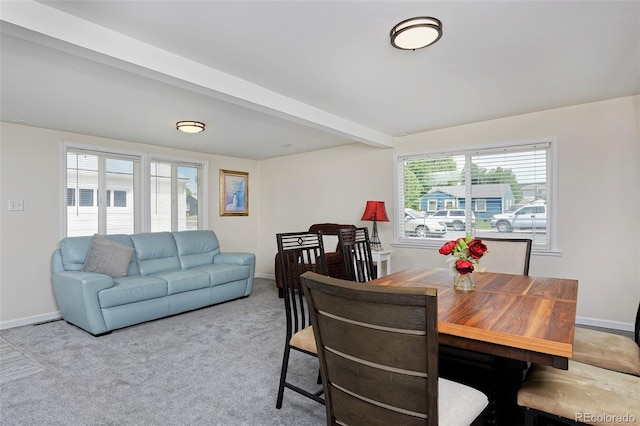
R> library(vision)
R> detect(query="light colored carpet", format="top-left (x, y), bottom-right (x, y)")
top-left (0, 279), bottom-right (326, 426)
top-left (0, 337), bottom-right (45, 384)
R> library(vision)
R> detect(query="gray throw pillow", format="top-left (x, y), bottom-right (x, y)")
top-left (81, 235), bottom-right (134, 278)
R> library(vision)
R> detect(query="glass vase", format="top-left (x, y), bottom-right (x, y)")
top-left (453, 271), bottom-right (476, 291)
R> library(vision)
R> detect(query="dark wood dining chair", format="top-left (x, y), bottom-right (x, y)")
top-left (300, 271), bottom-right (488, 426)
top-left (438, 237), bottom-right (533, 423)
top-left (571, 301), bottom-right (640, 376)
top-left (275, 231), bottom-right (328, 409)
top-left (337, 227), bottom-right (377, 283)
top-left (478, 237), bottom-right (532, 275)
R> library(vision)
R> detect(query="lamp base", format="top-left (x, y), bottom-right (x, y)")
top-left (370, 221), bottom-right (383, 252)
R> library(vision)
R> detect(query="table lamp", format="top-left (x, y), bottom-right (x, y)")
top-left (360, 200), bottom-right (390, 251)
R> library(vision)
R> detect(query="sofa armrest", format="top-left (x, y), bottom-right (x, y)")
top-left (52, 271), bottom-right (115, 335)
top-left (213, 252), bottom-right (256, 296)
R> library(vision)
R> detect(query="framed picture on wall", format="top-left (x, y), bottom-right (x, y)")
top-left (219, 169), bottom-right (249, 216)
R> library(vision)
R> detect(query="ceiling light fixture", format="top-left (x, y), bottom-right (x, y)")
top-left (390, 17), bottom-right (442, 50)
top-left (176, 121), bottom-right (205, 133)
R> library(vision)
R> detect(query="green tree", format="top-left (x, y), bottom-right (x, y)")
top-left (466, 164), bottom-right (523, 202)
top-left (404, 158), bottom-right (458, 209)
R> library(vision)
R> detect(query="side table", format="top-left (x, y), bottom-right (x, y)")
top-left (371, 250), bottom-right (392, 277)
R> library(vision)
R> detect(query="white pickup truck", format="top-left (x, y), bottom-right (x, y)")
top-left (490, 203), bottom-right (547, 233)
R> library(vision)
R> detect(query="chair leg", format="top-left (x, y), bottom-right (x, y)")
top-left (524, 407), bottom-right (535, 426)
top-left (276, 344), bottom-right (291, 409)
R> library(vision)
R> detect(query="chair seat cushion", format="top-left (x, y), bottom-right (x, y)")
top-left (572, 327), bottom-right (640, 376)
top-left (439, 378), bottom-right (489, 426)
top-left (517, 360), bottom-right (640, 425)
top-left (290, 325), bottom-right (317, 354)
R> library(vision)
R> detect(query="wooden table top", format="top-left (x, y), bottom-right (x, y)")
top-left (369, 266), bottom-right (578, 368)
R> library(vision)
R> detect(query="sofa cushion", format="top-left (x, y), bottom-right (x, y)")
top-left (99, 276), bottom-right (168, 308)
top-left (151, 269), bottom-right (211, 295)
top-left (59, 234), bottom-right (138, 275)
top-left (173, 230), bottom-right (221, 269)
top-left (194, 263), bottom-right (251, 286)
top-left (59, 235), bottom-right (93, 271)
top-left (82, 235), bottom-right (134, 278)
top-left (130, 232), bottom-right (181, 275)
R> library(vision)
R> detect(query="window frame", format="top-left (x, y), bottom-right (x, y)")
top-left (393, 138), bottom-right (559, 255)
top-left (148, 155), bottom-right (208, 232)
top-left (61, 142), bottom-right (209, 237)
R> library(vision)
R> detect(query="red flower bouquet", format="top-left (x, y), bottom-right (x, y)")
top-left (439, 235), bottom-right (488, 275)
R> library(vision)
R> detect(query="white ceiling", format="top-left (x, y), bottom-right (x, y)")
top-left (1, 1), bottom-right (639, 160)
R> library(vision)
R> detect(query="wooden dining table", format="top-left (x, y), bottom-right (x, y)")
top-left (369, 265), bottom-right (578, 368)
top-left (368, 266), bottom-right (579, 425)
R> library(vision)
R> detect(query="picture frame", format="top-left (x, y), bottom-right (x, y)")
top-left (219, 169), bottom-right (249, 216)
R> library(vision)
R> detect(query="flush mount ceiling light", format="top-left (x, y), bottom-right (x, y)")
top-left (390, 17), bottom-right (442, 50)
top-left (176, 121), bottom-right (205, 133)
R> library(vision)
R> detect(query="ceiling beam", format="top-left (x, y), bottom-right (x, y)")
top-left (1, 0), bottom-right (395, 149)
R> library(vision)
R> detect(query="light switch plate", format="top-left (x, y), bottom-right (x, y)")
top-left (8, 199), bottom-right (24, 211)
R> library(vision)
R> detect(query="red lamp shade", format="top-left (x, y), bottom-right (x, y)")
top-left (360, 201), bottom-right (389, 222)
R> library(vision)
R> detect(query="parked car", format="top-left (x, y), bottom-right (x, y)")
top-left (490, 203), bottom-right (547, 232)
top-left (429, 209), bottom-right (475, 231)
top-left (404, 208), bottom-right (447, 238)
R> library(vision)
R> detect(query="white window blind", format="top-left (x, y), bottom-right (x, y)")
top-left (395, 141), bottom-right (553, 251)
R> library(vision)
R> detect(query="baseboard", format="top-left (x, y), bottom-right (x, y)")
top-left (254, 272), bottom-right (275, 280)
top-left (0, 311), bottom-right (62, 331)
top-left (575, 315), bottom-right (634, 333)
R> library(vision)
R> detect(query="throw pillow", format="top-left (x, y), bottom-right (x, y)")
top-left (82, 235), bottom-right (134, 278)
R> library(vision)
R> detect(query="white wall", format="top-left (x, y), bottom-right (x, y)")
top-left (258, 96), bottom-right (640, 329)
top-left (2, 96), bottom-right (638, 330)
top-left (0, 123), bottom-right (258, 328)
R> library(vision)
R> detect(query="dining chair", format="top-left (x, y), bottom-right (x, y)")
top-left (300, 271), bottom-right (488, 426)
top-left (438, 237), bottom-right (533, 423)
top-left (517, 360), bottom-right (640, 426)
top-left (477, 237), bottom-right (532, 275)
top-left (275, 231), bottom-right (328, 409)
top-left (337, 227), bottom-right (377, 283)
top-left (570, 301), bottom-right (640, 376)
top-left (274, 223), bottom-right (356, 297)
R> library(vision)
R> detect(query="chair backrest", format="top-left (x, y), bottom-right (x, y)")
top-left (338, 227), bottom-right (377, 282)
top-left (276, 232), bottom-right (328, 341)
top-left (308, 223), bottom-right (356, 252)
top-left (478, 237), bottom-right (532, 275)
top-left (300, 271), bottom-right (439, 425)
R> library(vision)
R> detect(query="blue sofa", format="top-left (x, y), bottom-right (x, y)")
top-left (51, 230), bottom-right (255, 336)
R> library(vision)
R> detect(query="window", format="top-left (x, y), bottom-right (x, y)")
top-left (79, 189), bottom-right (94, 206)
top-left (150, 159), bottom-right (203, 232)
top-left (395, 140), bottom-right (555, 251)
top-left (64, 145), bottom-right (208, 237)
top-left (66, 188), bottom-right (75, 206)
top-left (113, 190), bottom-right (127, 207)
top-left (66, 148), bottom-right (140, 237)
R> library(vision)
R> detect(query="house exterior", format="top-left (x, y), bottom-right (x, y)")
top-left (66, 168), bottom-right (191, 236)
top-left (420, 184), bottom-right (514, 220)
